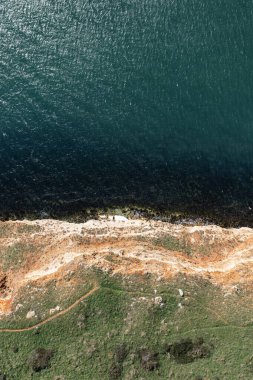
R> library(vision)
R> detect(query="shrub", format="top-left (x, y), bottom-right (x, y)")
top-left (138, 349), bottom-right (159, 371)
top-left (114, 343), bottom-right (128, 364)
top-left (166, 338), bottom-right (213, 364)
top-left (108, 363), bottom-right (122, 380)
top-left (27, 348), bottom-right (54, 372)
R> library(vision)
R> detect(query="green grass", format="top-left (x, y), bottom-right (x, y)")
top-left (0, 223), bottom-right (41, 238)
top-left (152, 234), bottom-right (193, 256)
top-left (0, 267), bottom-right (96, 329)
top-left (0, 223), bottom-right (12, 238)
top-left (0, 271), bottom-right (251, 379)
top-left (0, 242), bottom-right (39, 271)
top-left (16, 224), bottom-right (41, 234)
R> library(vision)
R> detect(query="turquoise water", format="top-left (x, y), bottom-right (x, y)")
top-left (1, 0), bottom-right (253, 222)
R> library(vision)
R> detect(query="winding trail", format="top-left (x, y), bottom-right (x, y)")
top-left (0, 284), bottom-right (99, 333)
top-left (1, 218), bottom-right (253, 333)
top-left (0, 282), bottom-right (250, 335)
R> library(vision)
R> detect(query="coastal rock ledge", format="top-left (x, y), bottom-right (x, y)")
top-left (0, 217), bottom-right (252, 317)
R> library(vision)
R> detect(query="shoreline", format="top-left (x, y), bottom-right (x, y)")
top-left (0, 203), bottom-right (252, 229)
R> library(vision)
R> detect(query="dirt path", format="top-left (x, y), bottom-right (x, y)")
top-left (0, 284), bottom-right (99, 333)
top-left (0, 283), bottom-right (249, 336)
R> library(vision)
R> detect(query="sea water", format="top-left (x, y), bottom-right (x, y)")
top-left (0, 0), bottom-right (253, 222)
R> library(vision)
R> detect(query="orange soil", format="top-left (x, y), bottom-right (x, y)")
top-left (0, 217), bottom-right (253, 316)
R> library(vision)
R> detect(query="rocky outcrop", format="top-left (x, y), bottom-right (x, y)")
top-left (0, 217), bottom-right (253, 316)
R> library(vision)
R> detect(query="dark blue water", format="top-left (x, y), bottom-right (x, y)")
top-left (1, 0), bottom-right (253, 223)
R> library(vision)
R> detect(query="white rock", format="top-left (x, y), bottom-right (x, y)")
top-left (154, 296), bottom-right (163, 305)
top-left (110, 215), bottom-right (128, 222)
top-left (49, 305), bottom-right (61, 315)
top-left (139, 297), bottom-right (147, 301)
top-left (26, 310), bottom-right (36, 319)
top-left (178, 289), bottom-right (184, 297)
top-left (15, 303), bottom-right (23, 311)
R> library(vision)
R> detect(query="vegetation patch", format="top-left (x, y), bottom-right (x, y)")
top-left (108, 362), bottom-right (122, 380)
top-left (108, 343), bottom-right (129, 379)
top-left (165, 337), bottom-right (213, 364)
top-left (27, 348), bottom-right (54, 372)
top-left (0, 223), bottom-right (41, 238)
top-left (16, 224), bottom-right (41, 234)
top-left (114, 343), bottom-right (128, 364)
top-left (152, 234), bottom-right (192, 255)
top-left (0, 242), bottom-right (39, 271)
top-left (0, 270), bottom-right (249, 379)
top-left (138, 348), bottom-right (159, 371)
top-left (0, 224), bottom-right (12, 238)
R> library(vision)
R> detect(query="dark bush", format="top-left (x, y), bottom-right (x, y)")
top-left (27, 348), bottom-right (54, 372)
top-left (166, 338), bottom-right (213, 364)
top-left (190, 343), bottom-right (212, 360)
top-left (114, 343), bottom-right (128, 364)
top-left (108, 363), bottom-right (122, 380)
top-left (169, 339), bottom-right (194, 363)
top-left (139, 349), bottom-right (159, 371)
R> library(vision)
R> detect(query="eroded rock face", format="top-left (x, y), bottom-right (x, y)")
top-left (0, 217), bottom-right (253, 316)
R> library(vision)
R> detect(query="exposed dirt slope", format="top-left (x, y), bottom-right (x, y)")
top-left (0, 217), bottom-right (253, 316)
